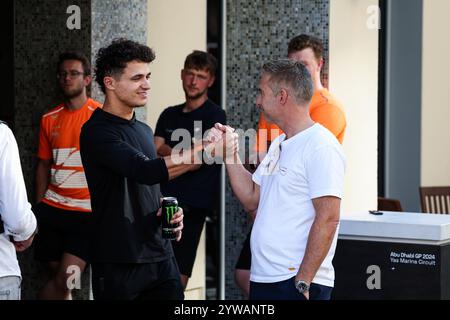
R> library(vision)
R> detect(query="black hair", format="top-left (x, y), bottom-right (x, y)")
top-left (95, 38), bottom-right (155, 93)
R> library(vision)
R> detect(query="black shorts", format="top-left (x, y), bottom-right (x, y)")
top-left (33, 202), bottom-right (91, 262)
top-left (235, 228), bottom-right (252, 270)
top-left (91, 257), bottom-right (184, 300)
top-left (171, 203), bottom-right (209, 277)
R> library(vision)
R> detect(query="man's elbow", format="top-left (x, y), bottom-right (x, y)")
top-left (323, 214), bottom-right (340, 232)
top-left (329, 217), bottom-right (340, 231)
top-left (314, 210), bottom-right (340, 228)
top-left (244, 203), bottom-right (258, 214)
top-left (36, 159), bottom-right (52, 174)
top-left (243, 196), bottom-right (259, 213)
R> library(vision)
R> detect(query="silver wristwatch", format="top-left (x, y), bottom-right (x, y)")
top-left (295, 280), bottom-right (310, 294)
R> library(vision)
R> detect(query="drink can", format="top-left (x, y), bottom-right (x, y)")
top-left (161, 197), bottom-right (179, 240)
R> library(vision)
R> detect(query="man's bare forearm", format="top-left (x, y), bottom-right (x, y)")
top-left (296, 197), bottom-right (340, 283)
top-left (157, 143), bottom-right (173, 157)
top-left (35, 159), bottom-right (51, 203)
top-left (164, 145), bottom-right (202, 180)
top-left (225, 156), bottom-right (259, 212)
top-left (154, 137), bottom-right (172, 157)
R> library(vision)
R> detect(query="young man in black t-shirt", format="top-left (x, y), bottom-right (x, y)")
top-left (79, 40), bottom-right (235, 300)
top-left (154, 51), bottom-right (226, 288)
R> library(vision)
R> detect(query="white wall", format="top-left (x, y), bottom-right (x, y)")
top-left (147, 0), bottom-right (207, 128)
top-left (329, 0), bottom-right (379, 215)
top-left (147, 0), bottom-right (207, 299)
top-left (421, 0), bottom-right (450, 187)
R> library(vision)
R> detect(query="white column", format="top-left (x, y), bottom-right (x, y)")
top-left (147, 0), bottom-right (207, 128)
top-left (147, 0), bottom-right (207, 300)
top-left (329, 0), bottom-right (379, 215)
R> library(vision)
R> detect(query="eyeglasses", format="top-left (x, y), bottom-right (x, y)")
top-left (57, 71), bottom-right (85, 79)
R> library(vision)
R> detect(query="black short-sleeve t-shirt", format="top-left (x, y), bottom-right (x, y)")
top-left (155, 99), bottom-right (226, 210)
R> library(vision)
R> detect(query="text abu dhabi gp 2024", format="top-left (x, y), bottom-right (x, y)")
top-left (174, 304), bottom-right (276, 318)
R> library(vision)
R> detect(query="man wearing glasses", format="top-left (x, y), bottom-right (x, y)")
top-left (34, 52), bottom-right (101, 299)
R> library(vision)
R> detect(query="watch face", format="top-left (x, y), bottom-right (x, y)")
top-left (296, 281), bottom-right (309, 293)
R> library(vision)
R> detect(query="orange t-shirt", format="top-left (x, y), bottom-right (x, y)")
top-left (38, 98), bottom-right (102, 212)
top-left (256, 89), bottom-right (346, 151)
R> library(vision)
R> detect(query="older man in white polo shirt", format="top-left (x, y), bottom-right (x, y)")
top-left (212, 59), bottom-right (346, 300)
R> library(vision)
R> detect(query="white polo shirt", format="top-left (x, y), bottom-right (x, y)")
top-left (251, 123), bottom-right (346, 287)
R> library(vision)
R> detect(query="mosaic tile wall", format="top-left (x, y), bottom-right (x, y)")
top-left (14, 0), bottom-right (147, 299)
top-left (14, 0), bottom-right (92, 300)
top-left (225, 0), bottom-right (330, 299)
top-left (91, 0), bottom-right (148, 122)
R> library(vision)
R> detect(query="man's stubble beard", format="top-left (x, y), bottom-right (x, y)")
top-left (184, 87), bottom-right (208, 101)
top-left (62, 86), bottom-right (85, 100)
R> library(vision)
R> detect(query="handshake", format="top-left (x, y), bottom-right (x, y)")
top-left (202, 123), bottom-right (239, 164)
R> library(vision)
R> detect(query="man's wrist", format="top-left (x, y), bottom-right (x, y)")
top-left (295, 279), bottom-right (310, 294)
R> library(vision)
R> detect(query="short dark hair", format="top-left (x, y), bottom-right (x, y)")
top-left (184, 50), bottom-right (217, 77)
top-left (262, 59), bottom-right (313, 105)
top-left (288, 34), bottom-right (324, 62)
top-left (57, 52), bottom-right (91, 76)
top-left (95, 38), bottom-right (156, 93)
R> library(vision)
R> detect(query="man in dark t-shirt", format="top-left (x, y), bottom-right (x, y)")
top-left (154, 51), bottom-right (226, 288)
top-left (80, 39), bottom-right (224, 300)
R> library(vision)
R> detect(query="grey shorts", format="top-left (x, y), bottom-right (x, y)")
top-left (0, 276), bottom-right (21, 300)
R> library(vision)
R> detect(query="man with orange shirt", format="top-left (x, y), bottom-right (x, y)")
top-left (34, 52), bottom-right (101, 300)
top-left (255, 34), bottom-right (346, 160)
top-left (235, 34), bottom-right (347, 297)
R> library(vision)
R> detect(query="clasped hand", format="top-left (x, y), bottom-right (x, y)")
top-left (203, 123), bottom-right (239, 163)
